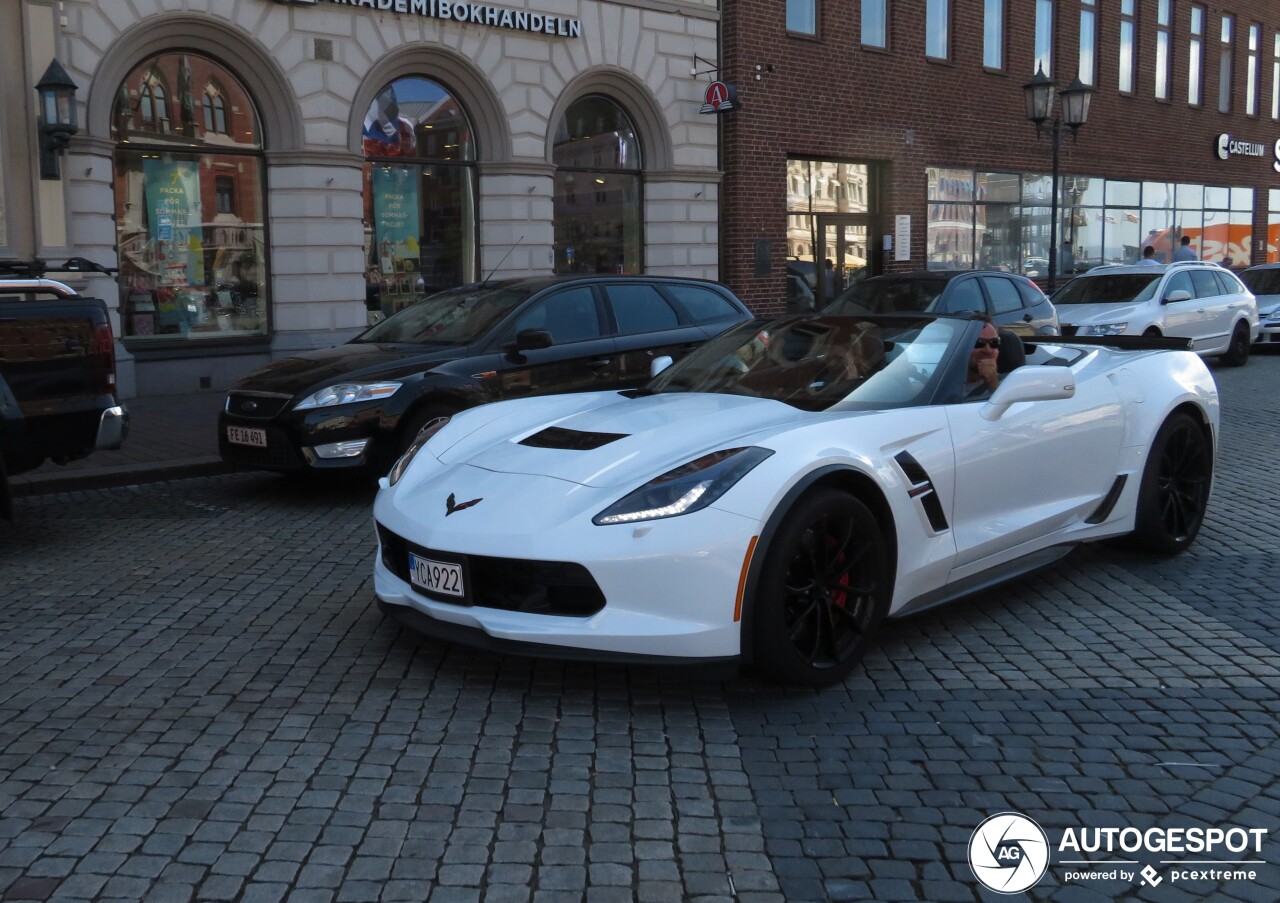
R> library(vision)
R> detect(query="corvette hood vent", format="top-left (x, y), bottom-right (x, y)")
top-left (519, 426), bottom-right (629, 450)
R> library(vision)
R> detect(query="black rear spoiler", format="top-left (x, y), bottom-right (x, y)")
top-left (1037, 334), bottom-right (1193, 352)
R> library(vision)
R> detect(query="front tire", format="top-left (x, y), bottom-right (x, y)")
top-left (1218, 321), bottom-right (1251, 367)
top-left (752, 489), bottom-right (890, 686)
top-left (1129, 413), bottom-right (1213, 555)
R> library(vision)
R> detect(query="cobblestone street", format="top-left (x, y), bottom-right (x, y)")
top-left (2, 354), bottom-right (1279, 902)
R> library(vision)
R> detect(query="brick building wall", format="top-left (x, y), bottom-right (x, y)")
top-left (721, 0), bottom-right (1280, 314)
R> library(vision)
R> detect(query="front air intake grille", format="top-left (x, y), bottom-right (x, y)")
top-left (377, 524), bottom-right (605, 617)
top-left (226, 393), bottom-right (291, 419)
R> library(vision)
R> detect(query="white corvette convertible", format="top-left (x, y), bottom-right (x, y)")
top-left (373, 314), bottom-right (1219, 685)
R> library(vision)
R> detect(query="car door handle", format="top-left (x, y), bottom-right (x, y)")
top-left (1023, 313), bottom-right (1033, 322)
top-left (587, 358), bottom-right (612, 371)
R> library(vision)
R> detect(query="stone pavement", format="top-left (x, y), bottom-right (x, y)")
top-left (8, 391), bottom-right (229, 497)
top-left (1, 354), bottom-right (1279, 902)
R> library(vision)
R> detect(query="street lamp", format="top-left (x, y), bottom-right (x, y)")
top-left (35, 58), bottom-right (79, 181)
top-left (1023, 65), bottom-right (1092, 291)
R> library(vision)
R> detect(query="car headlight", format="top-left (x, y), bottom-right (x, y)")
top-left (593, 447), bottom-right (773, 526)
top-left (388, 416), bottom-right (450, 486)
top-left (294, 381), bottom-right (402, 411)
top-left (1081, 322), bottom-right (1128, 336)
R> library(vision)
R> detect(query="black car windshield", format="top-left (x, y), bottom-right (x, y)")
top-left (1052, 273), bottom-right (1161, 305)
top-left (649, 315), bottom-right (964, 412)
top-left (1241, 268), bottom-right (1280, 296)
top-left (355, 285), bottom-right (534, 345)
top-left (824, 279), bottom-right (949, 315)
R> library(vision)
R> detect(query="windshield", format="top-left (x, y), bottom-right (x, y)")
top-left (649, 315), bottom-right (964, 412)
top-left (824, 279), bottom-right (948, 315)
top-left (355, 285), bottom-right (533, 345)
top-left (1052, 273), bottom-right (1161, 305)
top-left (1241, 268), bottom-right (1280, 297)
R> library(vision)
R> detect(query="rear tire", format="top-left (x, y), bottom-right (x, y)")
top-left (1129, 413), bottom-right (1213, 555)
top-left (752, 489), bottom-right (889, 686)
top-left (1218, 321), bottom-right (1251, 367)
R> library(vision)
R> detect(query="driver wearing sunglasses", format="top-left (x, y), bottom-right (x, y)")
top-left (962, 321), bottom-right (1003, 400)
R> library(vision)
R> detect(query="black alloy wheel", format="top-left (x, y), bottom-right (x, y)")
top-left (1130, 412), bottom-right (1213, 555)
top-left (754, 488), bottom-right (889, 686)
top-left (1219, 321), bottom-right (1251, 367)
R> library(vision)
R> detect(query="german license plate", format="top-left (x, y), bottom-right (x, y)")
top-left (227, 426), bottom-right (267, 448)
top-left (409, 553), bottom-right (464, 598)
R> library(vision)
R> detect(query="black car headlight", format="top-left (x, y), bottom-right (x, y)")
top-left (593, 447), bottom-right (773, 526)
top-left (294, 381), bottom-right (402, 411)
top-left (388, 417), bottom-right (450, 486)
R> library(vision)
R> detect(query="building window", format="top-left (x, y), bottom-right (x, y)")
top-left (1189, 6), bottom-right (1205, 105)
top-left (1269, 189), bottom-right (1280, 262)
top-left (1273, 33), bottom-right (1280, 119)
top-left (215, 177), bottom-right (235, 215)
top-left (139, 77), bottom-right (169, 131)
top-left (928, 172), bottom-right (1256, 275)
top-left (1119, 0), bottom-right (1136, 94)
top-left (111, 52), bottom-right (267, 344)
top-left (1079, 0), bottom-right (1097, 86)
top-left (983, 0), bottom-right (1004, 69)
top-left (202, 87), bottom-right (227, 134)
top-left (1246, 24), bottom-right (1260, 115)
top-left (553, 95), bottom-right (643, 275)
top-left (1154, 0), bottom-right (1171, 100)
top-left (926, 0), bottom-right (949, 59)
top-left (862, 0), bottom-right (887, 48)
top-left (787, 0), bottom-right (816, 36)
top-left (786, 160), bottom-right (870, 296)
top-left (362, 77), bottom-right (479, 316)
top-left (1035, 0), bottom-right (1054, 77)
top-left (1219, 16), bottom-right (1234, 113)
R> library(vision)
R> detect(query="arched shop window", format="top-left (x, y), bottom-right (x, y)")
top-left (552, 96), bottom-right (643, 274)
top-left (362, 77), bottom-right (478, 317)
top-left (111, 52), bottom-right (267, 343)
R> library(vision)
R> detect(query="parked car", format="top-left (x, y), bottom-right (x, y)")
top-left (219, 275), bottom-right (752, 477)
top-left (1238, 263), bottom-right (1280, 346)
top-left (1051, 261), bottom-right (1259, 366)
top-left (823, 270), bottom-right (1059, 336)
top-left (372, 313), bottom-right (1217, 685)
top-left (0, 261), bottom-right (128, 486)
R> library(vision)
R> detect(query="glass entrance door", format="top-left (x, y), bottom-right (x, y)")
top-left (816, 216), bottom-right (873, 307)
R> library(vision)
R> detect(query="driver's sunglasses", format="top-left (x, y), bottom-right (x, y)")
top-left (974, 337), bottom-right (1001, 349)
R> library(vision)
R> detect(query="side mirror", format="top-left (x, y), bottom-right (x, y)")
top-left (1164, 289), bottom-right (1193, 304)
top-left (650, 355), bottom-right (674, 377)
top-left (505, 328), bottom-right (553, 353)
top-left (980, 367), bottom-right (1075, 421)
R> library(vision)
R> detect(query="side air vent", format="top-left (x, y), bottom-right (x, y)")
top-left (894, 451), bottom-right (949, 532)
top-left (1085, 474), bottom-right (1128, 524)
top-left (519, 426), bottom-right (629, 450)
top-left (893, 451), bottom-right (930, 486)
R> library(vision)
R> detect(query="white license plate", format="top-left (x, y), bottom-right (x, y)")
top-left (227, 426), bottom-right (267, 448)
top-left (410, 554), bottom-right (464, 598)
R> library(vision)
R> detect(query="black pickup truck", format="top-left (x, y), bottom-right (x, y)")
top-left (0, 259), bottom-right (128, 515)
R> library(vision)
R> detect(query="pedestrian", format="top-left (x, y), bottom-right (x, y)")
top-left (1172, 235), bottom-right (1197, 262)
top-left (1136, 246), bottom-right (1161, 267)
top-left (823, 259), bottom-right (839, 299)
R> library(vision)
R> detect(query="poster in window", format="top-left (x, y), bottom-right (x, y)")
top-left (372, 166), bottom-right (422, 309)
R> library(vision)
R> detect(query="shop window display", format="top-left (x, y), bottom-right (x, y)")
top-left (553, 96), bottom-right (643, 275)
top-left (927, 168), bottom-right (1258, 277)
top-left (111, 52), bottom-right (267, 342)
top-left (361, 77), bottom-right (479, 319)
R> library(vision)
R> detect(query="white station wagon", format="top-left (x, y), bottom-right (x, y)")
top-left (1052, 261), bottom-right (1259, 366)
